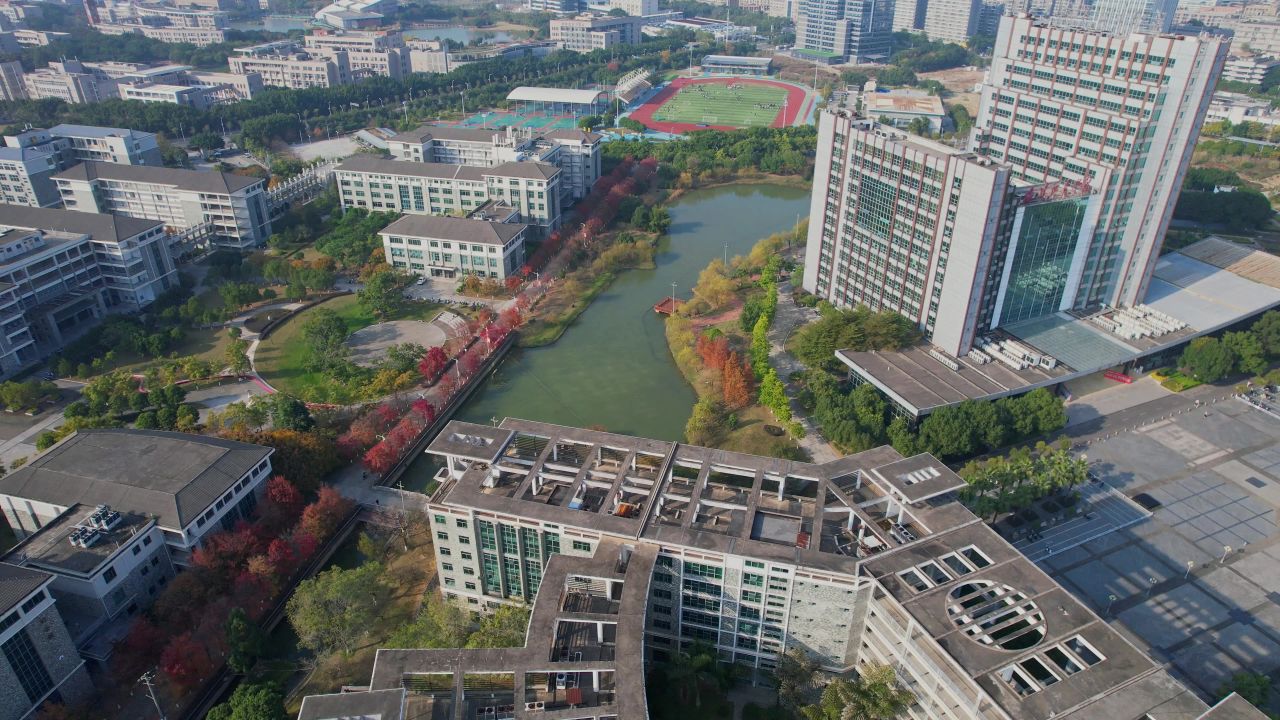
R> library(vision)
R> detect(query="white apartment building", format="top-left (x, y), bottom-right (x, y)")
top-left (0, 204), bottom-right (179, 312)
top-left (0, 429), bottom-right (274, 567)
top-left (22, 61), bottom-right (118, 104)
top-left (0, 146), bottom-right (59, 207)
top-left (893, 0), bottom-right (926, 31)
top-left (186, 69), bottom-right (264, 100)
top-left (94, 22), bottom-right (226, 45)
top-left (550, 14), bottom-right (644, 51)
top-left (118, 82), bottom-right (212, 109)
top-left (380, 213), bottom-right (528, 280)
top-left (4, 124), bottom-right (162, 167)
top-left (386, 124), bottom-right (601, 200)
top-left (303, 30), bottom-right (409, 80)
top-left (336, 155), bottom-right (563, 231)
top-left (923, 0), bottom-right (982, 43)
top-left (1223, 54), bottom-right (1280, 84)
top-left (526, 0), bottom-right (583, 13)
top-left (0, 564), bottom-right (93, 720)
top-left (312, 416), bottom-right (1246, 720)
top-left (53, 162), bottom-right (273, 249)
top-left (971, 14), bottom-right (1228, 309)
top-left (229, 40), bottom-right (351, 89)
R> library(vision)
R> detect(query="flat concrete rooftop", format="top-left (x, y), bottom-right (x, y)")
top-left (839, 240), bottom-right (1280, 417)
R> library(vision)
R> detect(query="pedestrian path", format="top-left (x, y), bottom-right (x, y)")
top-left (768, 275), bottom-right (839, 463)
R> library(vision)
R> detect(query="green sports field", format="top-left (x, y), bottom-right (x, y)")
top-left (651, 82), bottom-right (789, 127)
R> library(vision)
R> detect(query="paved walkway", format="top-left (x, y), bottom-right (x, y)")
top-left (767, 275), bottom-right (839, 463)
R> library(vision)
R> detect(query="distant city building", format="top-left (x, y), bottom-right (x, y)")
top-left (550, 14), bottom-right (644, 51)
top-left (795, 0), bottom-right (893, 63)
top-left (0, 60), bottom-right (22, 101)
top-left (313, 0), bottom-right (394, 29)
top-left (93, 21), bottom-right (225, 45)
top-left (892, 0), bottom-right (927, 31)
top-left (54, 161), bottom-right (273, 249)
top-left (303, 30), bottom-right (409, 80)
top-left (1223, 54), bottom-right (1280, 85)
top-left (386, 124), bottom-right (601, 200)
top-left (0, 564), bottom-right (93, 718)
top-left (229, 40), bottom-right (352, 89)
top-left (22, 60), bottom-right (118, 104)
top-left (405, 39), bottom-right (557, 74)
top-left (661, 16), bottom-right (755, 41)
top-left (379, 214), bottom-right (528, 280)
top-left (335, 155), bottom-right (563, 231)
top-left (525, 0), bottom-right (583, 13)
top-left (922, 0), bottom-right (982, 43)
top-left (1088, 0), bottom-right (1177, 33)
top-left (1208, 90), bottom-right (1280, 127)
top-left (11, 28), bottom-right (69, 45)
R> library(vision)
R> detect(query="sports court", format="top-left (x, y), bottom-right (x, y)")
top-left (629, 77), bottom-right (812, 134)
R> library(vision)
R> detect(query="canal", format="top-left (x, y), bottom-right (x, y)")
top-left (401, 182), bottom-right (810, 490)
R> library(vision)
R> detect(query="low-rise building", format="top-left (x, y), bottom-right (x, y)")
top-left (550, 14), bottom-right (644, 51)
top-left (0, 429), bottom-right (274, 566)
top-left (335, 155), bottom-right (563, 231)
top-left (379, 213), bottom-right (528, 280)
top-left (405, 39), bottom-right (556, 74)
top-left (4, 124), bottom-right (162, 167)
top-left (0, 145), bottom-right (59, 207)
top-left (861, 88), bottom-right (948, 133)
top-left (22, 61), bottom-right (117, 104)
top-left (53, 161), bottom-right (273, 249)
top-left (303, 29), bottom-right (409, 80)
top-left (0, 563), bottom-right (93, 720)
top-left (1223, 54), bottom-right (1280, 85)
top-left (229, 41), bottom-right (352, 89)
top-left (386, 124), bottom-right (601, 200)
top-left (11, 28), bottom-right (68, 45)
top-left (525, 0), bottom-right (583, 13)
top-left (185, 69), bottom-right (264, 101)
top-left (700, 54), bottom-right (773, 76)
top-left (1207, 90), bottom-right (1280, 126)
top-left (93, 22), bottom-right (226, 45)
top-left (297, 416), bottom-right (1258, 719)
top-left (2, 504), bottom-right (174, 660)
top-left (313, 0), bottom-right (394, 29)
top-left (118, 81), bottom-right (212, 109)
top-left (0, 60), bottom-right (24, 101)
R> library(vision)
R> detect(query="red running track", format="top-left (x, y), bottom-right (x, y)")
top-left (629, 77), bottom-right (809, 134)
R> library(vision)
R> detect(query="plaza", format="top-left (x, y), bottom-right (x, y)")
top-left (1043, 399), bottom-right (1280, 711)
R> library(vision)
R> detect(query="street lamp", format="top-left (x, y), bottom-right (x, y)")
top-left (1185, 560), bottom-right (1195, 579)
top-left (670, 281), bottom-right (677, 313)
top-left (1221, 545), bottom-right (1232, 564)
top-left (139, 671), bottom-right (166, 720)
top-left (1106, 593), bottom-right (1117, 616)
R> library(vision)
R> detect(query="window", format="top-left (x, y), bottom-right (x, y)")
top-left (465, 582), bottom-right (477, 590)
top-left (461, 551), bottom-right (473, 561)
top-left (456, 519), bottom-right (469, 529)
top-left (2, 629), bottom-right (53, 703)
top-left (743, 573), bottom-right (764, 587)
top-left (685, 562), bottom-right (723, 579)
top-left (434, 515), bottom-right (446, 524)
top-left (444, 578), bottom-right (456, 587)
top-left (103, 567), bottom-right (118, 583)
top-left (442, 563), bottom-right (454, 572)
top-left (437, 532), bottom-right (449, 541)
top-left (571, 540), bottom-right (592, 552)
top-left (143, 535), bottom-right (152, 546)
top-left (1064, 636), bottom-right (1104, 665)
top-left (132, 545), bottom-right (141, 556)
top-left (440, 547), bottom-right (452, 556)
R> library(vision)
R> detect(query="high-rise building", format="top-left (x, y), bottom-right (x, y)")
top-left (923, 0), bottom-right (982, 43)
top-left (972, 14), bottom-right (1227, 309)
top-left (1089, 0), bottom-right (1177, 34)
top-left (893, 0), bottom-right (927, 32)
top-left (795, 0), bottom-right (893, 64)
top-left (801, 111), bottom-right (1097, 356)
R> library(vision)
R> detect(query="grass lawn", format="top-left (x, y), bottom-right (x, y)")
top-left (254, 295), bottom-right (446, 402)
top-left (653, 82), bottom-right (788, 128)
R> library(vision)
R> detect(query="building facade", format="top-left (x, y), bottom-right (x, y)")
top-left (0, 146), bottom-right (59, 207)
top-left (379, 214), bottom-right (528, 280)
top-left (971, 14), bottom-right (1228, 309)
top-left (229, 41), bottom-right (352, 89)
top-left (922, 0), bottom-right (982, 43)
top-left (386, 125), bottom-right (601, 201)
top-left (1223, 54), bottom-right (1280, 85)
top-left (300, 416), bottom-right (1245, 720)
top-left (4, 125), bottom-right (161, 168)
top-left (335, 155), bottom-right (563, 231)
top-left (0, 564), bottom-right (93, 720)
top-left (550, 14), bottom-right (644, 51)
top-left (303, 30), bottom-right (409, 80)
top-left (795, 0), bottom-right (893, 63)
top-left (53, 162), bottom-right (272, 249)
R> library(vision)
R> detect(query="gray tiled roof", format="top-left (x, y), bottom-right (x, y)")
top-left (0, 562), bottom-right (50, 614)
top-left (0, 429), bottom-right (272, 530)
top-left (337, 154), bottom-right (558, 182)
top-left (298, 688), bottom-right (405, 720)
top-left (387, 125), bottom-right (502, 144)
top-left (53, 161), bottom-right (263, 194)
top-left (489, 160), bottom-right (559, 180)
top-left (379, 214), bottom-right (527, 246)
top-left (0, 203), bottom-right (163, 243)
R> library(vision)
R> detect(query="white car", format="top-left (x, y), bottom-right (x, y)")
top-left (416, 277), bottom-right (427, 285)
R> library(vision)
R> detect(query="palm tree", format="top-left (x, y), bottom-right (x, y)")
top-left (801, 664), bottom-right (914, 720)
top-left (664, 642), bottom-right (725, 708)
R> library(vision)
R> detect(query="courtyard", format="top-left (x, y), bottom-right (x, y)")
top-left (1041, 399), bottom-right (1280, 711)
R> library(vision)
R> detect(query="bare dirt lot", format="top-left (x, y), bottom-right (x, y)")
top-left (920, 67), bottom-right (986, 113)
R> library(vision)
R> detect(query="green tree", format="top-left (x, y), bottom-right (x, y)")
top-left (1253, 310), bottom-right (1280, 358)
top-left (286, 562), bottom-right (387, 656)
top-left (1224, 330), bottom-right (1267, 376)
top-left (358, 270), bottom-right (408, 318)
top-left (206, 682), bottom-right (287, 720)
top-left (685, 396), bottom-right (727, 446)
top-left (1181, 336), bottom-right (1236, 383)
top-left (189, 131), bottom-right (225, 152)
top-left (226, 336), bottom-right (251, 375)
top-left (262, 393), bottom-right (315, 431)
top-left (465, 604), bottom-right (530, 648)
top-left (301, 308), bottom-right (350, 371)
top-left (800, 664), bottom-right (914, 720)
top-left (775, 648), bottom-right (819, 707)
top-left (386, 595), bottom-right (473, 649)
top-left (225, 608), bottom-right (265, 674)
top-left (759, 368), bottom-right (792, 423)
top-left (1216, 671), bottom-right (1272, 708)
top-left (665, 643), bottom-right (733, 708)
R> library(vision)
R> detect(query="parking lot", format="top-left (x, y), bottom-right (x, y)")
top-left (1041, 400), bottom-right (1280, 710)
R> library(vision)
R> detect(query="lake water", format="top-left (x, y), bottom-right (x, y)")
top-left (403, 27), bottom-right (514, 45)
top-left (228, 16), bottom-right (311, 33)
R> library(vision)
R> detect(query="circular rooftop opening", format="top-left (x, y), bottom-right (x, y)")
top-left (946, 580), bottom-right (1045, 651)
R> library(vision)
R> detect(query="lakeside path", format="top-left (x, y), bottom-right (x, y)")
top-left (769, 271), bottom-right (841, 463)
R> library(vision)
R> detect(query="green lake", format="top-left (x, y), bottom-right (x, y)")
top-left (403, 182), bottom-right (810, 488)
